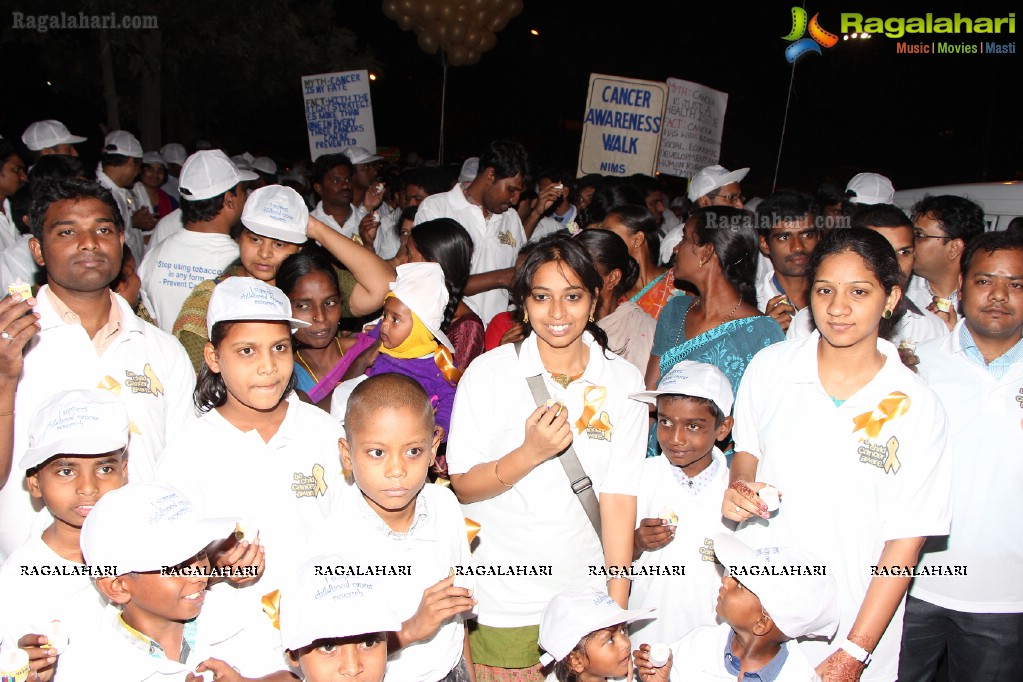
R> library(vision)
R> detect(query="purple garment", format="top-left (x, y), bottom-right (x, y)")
top-left (367, 354), bottom-right (455, 441)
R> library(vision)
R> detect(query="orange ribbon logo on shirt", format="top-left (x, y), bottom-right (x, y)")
top-left (852, 392), bottom-right (911, 438)
top-left (465, 517), bottom-right (481, 544)
top-left (884, 436), bottom-right (902, 475)
top-left (575, 386), bottom-right (612, 441)
top-left (261, 589), bottom-right (281, 630)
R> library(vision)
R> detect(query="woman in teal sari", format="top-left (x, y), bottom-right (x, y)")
top-left (646, 206), bottom-right (785, 400)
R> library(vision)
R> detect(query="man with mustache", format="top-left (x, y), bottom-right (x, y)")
top-left (754, 190), bottom-right (819, 332)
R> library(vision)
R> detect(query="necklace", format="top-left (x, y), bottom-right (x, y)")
top-left (295, 338), bottom-right (344, 383)
top-left (674, 297), bottom-right (743, 345)
top-left (550, 370), bottom-right (584, 389)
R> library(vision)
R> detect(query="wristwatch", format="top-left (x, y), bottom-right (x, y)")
top-left (838, 638), bottom-right (872, 666)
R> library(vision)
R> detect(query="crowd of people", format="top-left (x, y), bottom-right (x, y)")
top-left (0, 120), bottom-right (1020, 682)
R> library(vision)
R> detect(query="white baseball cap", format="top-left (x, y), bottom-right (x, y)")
top-left (279, 554), bottom-right (402, 652)
top-left (713, 533), bottom-right (839, 639)
top-left (659, 223), bottom-right (684, 265)
top-left (630, 360), bottom-right (734, 416)
top-left (343, 146), bottom-right (382, 165)
top-left (81, 483), bottom-right (237, 575)
top-left (21, 120), bottom-right (87, 151)
top-left (206, 277), bottom-right (310, 337)
top-left (539, 587), bottom-right (654, 665)
top-left (20, 389), bottom-right (130, 471)
top-left (230, 154), bottom-right (253, 171)
top-left (251, 157), bottom-right (278, 175)
top-left (179, 150), bottom-right (258, 201)
top-left (160, 143), bottom-right (187, 165)
top-left (388, 262), bottom-right (453, 352)
top-left (142, 151), bottom-right (166, 166)
top-left (102, 130), bottom-right (143, 159)
top-left (687, 165), bottom-right (750, 202)
top-left (458, 157), bottom-right (480, 184)
top-left (241, 185), bottom-right (309, 244)
top-left (846, 172), bottom-right (895, 205)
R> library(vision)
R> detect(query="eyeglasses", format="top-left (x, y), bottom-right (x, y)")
top-left (711, 191), bottom-right (745, 206)
top-left (913, 231), bottom-right (949, 242)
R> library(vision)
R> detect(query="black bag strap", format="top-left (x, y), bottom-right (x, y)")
top-left (515, 342), bottom-right (602, 543)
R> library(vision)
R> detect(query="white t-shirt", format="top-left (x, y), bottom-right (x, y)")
top-left (96, 166), bottom-right (146, 264)
top-left (755, 264), bottom-right (786, 313)
top-left (910, 321), bottom-right (1023, 613)
top-left (0, 234), bottom-right (39, 292)
top-left (415, 185), bottom-right (526, 325)
top-left (0, 523), bottom-right (109, 673)
top-left (529, 217), bottom-right (566, 243)
top-left (446, 332), bottom-right (647, 627)
top-left (54, 591), bottom-right (286, 681)
top-left (732, 333), bottom-right (953, 681)
top-left (0, 199), bottom-right (18, 251)
top-left (630, 450), bottom-right (734, 644)
top-left (145, 208), bottom-right (183, 253)
top-left (0, 288), bottom-right (196, 559)
top-left (311, 201), bottom-right (365, 238)
top-left (314, 484), bottom-right (474, 682)
top-left (138, 230), bottom-right (239, 332)
top-left (156, 395), bottom-right (345, 594)
top-left (668, 623), bottom-right (821, 682)
top-left (905, 274), bottom-right (959, 315)
top-left (787, 304), bottom-right (948, 348)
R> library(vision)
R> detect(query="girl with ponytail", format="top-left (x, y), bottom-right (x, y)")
top-left (646, 207), bottom-right (784, 417)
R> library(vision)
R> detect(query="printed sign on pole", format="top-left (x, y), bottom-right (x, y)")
top-left (302, 70), bottom-right (376, 160)
top-left (577, 73), bottom-right (667, 178)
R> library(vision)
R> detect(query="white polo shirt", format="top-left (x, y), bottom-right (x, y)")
top-left (910, 321), bottom-right (1023, 613)
top-left (905, 275), bottom-right (958, 315)
top-left (0, 199), bottom-right (18, 250)
top-left (630, 450), bottom-right (734, 644)
top-left (0, 234), bottom-right (39, 292)
top-left (145, 208), bottom-right (183, 253)
top-left (138, 229), bottom-right (239, 332)
top-left (54, 591), bottom-right (286, 681)
top-left (156, 394), bottom-right (345, 594)
top-left (529, 217), bottom-right (566, 243)
top-left (0, 524), bottom-right (109, 669)
top-left (667, 623), bottom-right (820, 682)
top-left (732, 333), bottom-right (952, 681)
top-left (415, 185), bottom-right (526, 325)
top-left (755, 264), bottom-right (786, 313)
top-left (311, 201), bottom-right (365, 238)
top-left (787, 304), bottom-right (948, 348)
top-left (315, 483), bottom-right (473, 682)
top-left (0, 288), bottom-right (196, 559)
top-left (446, 332), bottom-right (647, 627)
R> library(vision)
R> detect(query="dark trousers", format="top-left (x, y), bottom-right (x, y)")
top-left (899, 595), bottom-right (1023, 681)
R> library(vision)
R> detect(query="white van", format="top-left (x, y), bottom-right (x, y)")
top-left (893, 181), bottom-right (1023, 232)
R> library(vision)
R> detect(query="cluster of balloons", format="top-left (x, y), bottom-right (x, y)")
top-left (382, 0), bottom-right (524, 66)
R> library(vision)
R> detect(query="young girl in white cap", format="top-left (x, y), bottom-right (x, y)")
top-left (156, 277), bottom-right (345, 596)
top-left (540, 586), bottom-right (654, 682)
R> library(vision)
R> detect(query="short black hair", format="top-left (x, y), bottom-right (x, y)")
top-left (850, 203), bottom-right (912, 231)
top-left (402, 167), bottom-right (448, 196)
top-left (100, 153), bottom-right (137, 169)
top-left (658, 394), bottom-right (726, 429)
top-left (478, 140), bottom-right (530, 182)
top-left (180, 186), bottom-right (238, 225)
top-left (960, 230), bottom-right (1023, 278)
top-left (28, 154), bottom-right (86, 188)
top-left (312, 153), bottom-right (354, 187)
top-left (911, 195), bottom-right (985, 244)
top-left (28, 179), bottom-right (124, 242)
top-left (755, 190), bottom-right (815, 238)
top-left (537, 167), bottom-right (574, 189)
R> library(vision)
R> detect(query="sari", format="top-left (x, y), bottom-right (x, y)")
top-left (630, 270), bottom-right (678, 320)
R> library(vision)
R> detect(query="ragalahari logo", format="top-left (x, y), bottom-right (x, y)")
top-left (782, 7), bottom-right (839, 62)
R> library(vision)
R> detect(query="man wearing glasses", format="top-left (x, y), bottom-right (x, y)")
top-left (686, 164), bottom-right (749, 209)
top-left (907, 195), bottom-right (986, 330)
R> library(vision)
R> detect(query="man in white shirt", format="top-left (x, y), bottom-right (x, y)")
top-left (525, 169), bottom-right (576, 242)
top-left (908, 194), bottom-right (985, 328)
top-left (138, 150), bottom-right (255, 331)
top-left (159, 142), bottom-right (187, 200)
top-left (0, 139), bottom-right (28, 250)
top-left (901, 231), bottom-right (1023, 681)
top-left (415, 140), bottom-right (529, 324)
top-left (95, 130), bottom-right (148, 262)
top-left (754, 190), bottom-right (819, 331)
top-left (310, 153), bottom-right (365, 238)
top-left (0, 179), bottom-right (194, 559)
top-left (20, 119), bottom-right (86, 159)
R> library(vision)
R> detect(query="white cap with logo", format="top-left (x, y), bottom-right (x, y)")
top-left (846, 172), bottom-right (895, 205)
top-left (20, 389), bottom-right (130, 471)
top-left (687, 165), bottom-right (750, 202)
top-left (103, 131), bottom-right (143, 159)
top-left (539, 587), bottom-right (655, 665)
top-left (388, 262), bottom-right (453, 351)
top-left (630, 360), bottom-right (734, 416)
top-left (80, 483), bottom-right (237, 575)
top-left (178, 150), bottom-right (258, 201)
top-left (241, 185), bottom-right (309, 244)
top-left (21, 120), bottom-right (87, 151)
top-left (279, 554), bottom-right (402, 652)
top-left (206, 277), bottom-right (310, 337)
top-left (713, 533), bottom-right (839, 639)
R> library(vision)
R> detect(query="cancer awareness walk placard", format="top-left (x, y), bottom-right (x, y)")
top-left (577, 73), bottom-right (668, 178)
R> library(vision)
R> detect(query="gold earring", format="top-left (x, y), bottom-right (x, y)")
top-left (523, 311), bottom-right (529, 323)
top-left (699, 257), bottom-right (706, 268)
top-left (589, 311), bottom-right (595, 323)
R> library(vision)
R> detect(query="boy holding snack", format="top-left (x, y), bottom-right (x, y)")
top-left (627, 361), bottom-right (737, 644)
top-left (57, 483), bottom-right (295, 681)
top-left (279, 554), bottom-right (402, 682)
top-left (318, 372), bottom-right (477, 682)
top-left (0, 389), bottom-right (129, 681)
top-left (635, 533), bottom-right (838, 681)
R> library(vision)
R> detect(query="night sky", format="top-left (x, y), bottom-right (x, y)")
top-left (4, 0), bottom-right (1020, 196)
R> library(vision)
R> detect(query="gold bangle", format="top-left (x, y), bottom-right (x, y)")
top-left (494, 460), bottom-right (514, 488)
